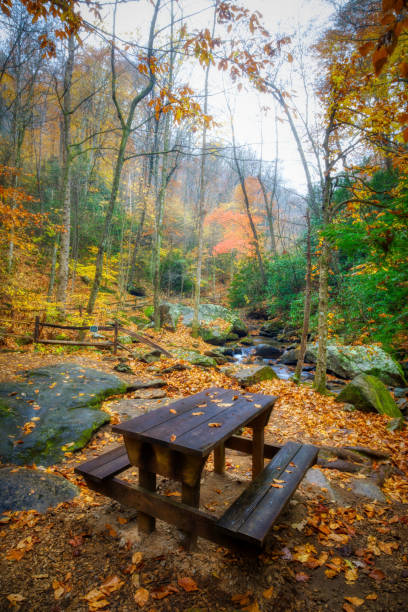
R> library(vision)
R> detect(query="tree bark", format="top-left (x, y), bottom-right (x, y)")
top-left (56, 34), bottom-right (75, 310)
top-left (294, 210), bottom-right (312, 383)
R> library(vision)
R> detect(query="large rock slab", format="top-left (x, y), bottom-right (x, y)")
top-left (0, 363), bottom-right (127, 466)
top-left (306, 343), bottom-right (405, 386)
top-left (221, 364), bottom-right (278, 387)
top-left (0, 467), bottom-right (79, 513)
top-left (158, 302), bottom-right (248, 341)
top-left (336, 374), bottom-right (402, 417)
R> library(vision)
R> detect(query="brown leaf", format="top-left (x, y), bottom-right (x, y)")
top-left (366, 593), bottom-right (377, 600)
top-left (178, 576), bottom-right (198, 592)
top-left (343, 604), bottom-right (355, 612)
top-left (170, 434), bottom-right (176, 442)
top-left (192, 412), bottom-right (204, 416)
top-left (208, 422), bottom-right (222, 427)
top-left (169, 408), bottom-right (177, 414)
top-left (231, 591), bottom-right (252, 606)
top-left (99, 574), bottom-right (124, 595)
top-left (151, 584), bottom-right (179, 599)
top-left (369, 568), bottom-right (385, 581)
top-left (134, 587), bottom-right (149, 607)
top-left (270, 483), bottom-right (283, 488)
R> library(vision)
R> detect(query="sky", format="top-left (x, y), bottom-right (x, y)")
top-left (94, 0), bottom-right (336, 195)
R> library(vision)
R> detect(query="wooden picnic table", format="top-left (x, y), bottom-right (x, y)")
top-left (111, 387), bottom-right (277, 547)
top-left (76, 387), bottom-right (317, 551)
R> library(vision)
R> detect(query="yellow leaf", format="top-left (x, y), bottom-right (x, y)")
top-left (263, 586), bottom-right (274, 599)
top-left (6, 593), bottom-right (25, 607)
top-left (344, 596), bottom-right (364, 607)
top-left (208, 422), bottom-right (222, 427)
top-left (132, 552), bottom-right (143, 566)
top-left (170, 434), bottom-right (176, 441)
top-left (192, 412), bottom-right (204, 416)
top-left (169, 409), bottom-right (177, 414)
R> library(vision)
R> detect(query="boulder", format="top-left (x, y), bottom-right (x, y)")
top-left (254, 344), bottom-right (284, 359)
top-left (114, 363), bottom-right (133, 373)
top-left (0, 467), bottom-right (79, 513)
top-left (157, 302), bottom-right (248, 340)
top-left (172, 348), bottom-right (216, 368)
top-left (259, 319), bottom-right (282, 337)
top-left (221, 364), bottom-right (278, 387)
top-left (306, 343), bottom-right (405, 386)
top-left (127, 284), bottom-right (146, 297)
top-left (336, 374), bottom-right (402, 417)
top-left (240, 337), bottom-right (254, 346)
top-left (204, 350), bottom-right (229, 365)
top-left (126, 378), bottom-right (166, 391)
top-left (279, 348), bottom-right (300, 365)
top-left (0, 363), bottom-right (127, 466)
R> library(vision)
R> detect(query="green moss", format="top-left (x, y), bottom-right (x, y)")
top-left (336, 374), bottom-right (402, 417)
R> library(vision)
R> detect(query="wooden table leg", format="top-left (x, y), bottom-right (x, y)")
top-left (251, 422), bottom-right (265, 479)
top-left (180, 480), bottom-right (200, 550)
top-left (214, 443), bottom-right (225, 474)
top-left (138, 469), bottom-right (156, 533)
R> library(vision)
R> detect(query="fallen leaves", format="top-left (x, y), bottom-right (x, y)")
top-left (177, 576), bottom-right (198, 592)
top-left (6, 535), bottom-right (37, 561)
top-left (84, 575), bottom-right (124, 611)
top-left (344, 596), bottom-right (364, 607)
top-left (134, 587), bottom-right (149, 607)
top-left (192, 411), bottom-right (204, 416)
top-left (208, 422), bottom-right (222, 427)
top-left (6, 593), bottom-right (25, 608)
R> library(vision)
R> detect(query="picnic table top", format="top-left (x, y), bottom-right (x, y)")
top-left (112, 387), bottom-right (278, 458)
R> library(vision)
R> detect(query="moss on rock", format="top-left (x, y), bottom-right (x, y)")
top-left (336, 374), bottom-right (402, 417)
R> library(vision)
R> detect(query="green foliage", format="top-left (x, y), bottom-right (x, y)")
top-left (160, 249), bottom-right (193, 295)
top-left (229, 252), bottom-right (306, 317)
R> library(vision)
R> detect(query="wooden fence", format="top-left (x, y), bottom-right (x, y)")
top-left (33, 317), bottom-right (119, 353)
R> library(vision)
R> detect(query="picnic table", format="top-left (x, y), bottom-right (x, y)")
top-left (76, 387), bottom-right (317, 551)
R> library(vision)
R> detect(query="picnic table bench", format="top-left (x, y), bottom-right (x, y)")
top-left (75, 387), bottom-right (317, 551)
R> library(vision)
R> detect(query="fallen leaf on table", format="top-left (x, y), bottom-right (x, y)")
top-left (273, 479), bottom-right (286, 483)
top-left (178, 576), bottom-right (198, 592)
top-left (208, 422), bottom-right (221, 427)
top-left (169, 409), bottom-right (177, 414)
top-left (344, 597), bottom-right (364, 607)
top-left (254, 403), bottom-right (261, 408)
top-left (192, 412), bottom-right (204, 416)
top-left (134, 587), bottom-right (149, 607)
top-left (270, 483), bottom-right (283, 488)
top-left (170, 434), bottom-right (176, 442)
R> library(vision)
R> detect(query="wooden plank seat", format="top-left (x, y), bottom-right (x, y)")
top-left (216, 441), bottom-right (318, 547)
top-left (75, 445), bottom-right (130, 483)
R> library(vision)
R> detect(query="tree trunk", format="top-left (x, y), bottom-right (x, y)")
top-left (294, 210), bottom-right (312, 383)
top-left (47, 237), bottom-right (59, 301)
top-left (56, 34), bottom-right (75, 310)
top-left (191, 7), bottom-right (215, 337)
top-left (313, 236), bottom-right (330, 393)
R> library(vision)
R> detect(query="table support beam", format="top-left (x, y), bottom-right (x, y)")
top-left (138, 469), bottom-right (156, 533)
top-left (214, 443), bottom-right (225, 474)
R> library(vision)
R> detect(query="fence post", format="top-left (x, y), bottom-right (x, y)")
top-left (113, 321), bottom-right (118, 355)
top-left (34, 316), bottom-right (40, 342)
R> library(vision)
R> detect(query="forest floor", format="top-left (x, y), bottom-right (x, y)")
top-left (0, 323), bottom-right (408, 611)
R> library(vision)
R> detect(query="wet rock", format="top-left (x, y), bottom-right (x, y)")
top-left (306, 343), bottom-right (406, 386)
top-left (171, 348), bottom-right (216, 368)
top-left (204, 350), bottom-right (229, 365)
top-left (336, 374), bottom-right (402, 417)
top-left (303, 468), bottom-right (343, 503)
top-left (131, 388), bottom-right (167, 400)
top-left (126, 378), bottom-right (165, 391)
top-left (240, 337), bottom-right (254, 346)
top-left (221, 364), bottom-right (278, 386)
top-left (110, 397), bottom-right (174, 420)
top-left (255, 344), bottom-right (283, 359)
top-left (0, 363), bottom-right (127, 466)
top-left (279, 348), bottom-right (299, 365)
top-left (0, 467), bottom-right (79, 513)
top-left (114, 363), bottom-right (134, 373)
top-left (350, 478), bottom-right (386, 502)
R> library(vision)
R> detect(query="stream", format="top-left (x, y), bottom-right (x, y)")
top-left (230, 335), bottom-right (345, 391)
